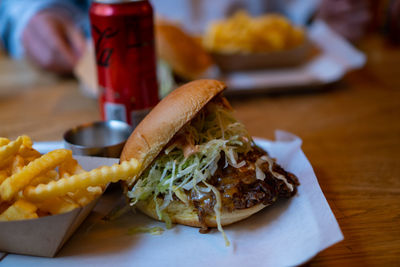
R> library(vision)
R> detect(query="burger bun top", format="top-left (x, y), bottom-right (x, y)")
top-left (120, 79), bottom-right (226, 185)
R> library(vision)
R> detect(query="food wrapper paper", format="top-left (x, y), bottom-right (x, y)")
top-left (2, 131), bottom-right (343, 266)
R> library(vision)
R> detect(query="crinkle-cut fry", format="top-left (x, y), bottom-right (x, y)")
top-left (23, 155), bottom-right (42, 166)
top-left (19, 147), bottom-right (41, 160)
top-left (11, 155), bottom-right (25, 175)
top-left (0, 155), bottom-right (14, 170)
top-left (37, 196), bottom-right (79, 215)
top-left (25, 158), bottom-right (140, 202)
top-left (59, 158), bottom-right (85, 178)
top-left (29, 170), bottom-right (59, 187)
top-left (0, 170), bottom-right (10, 185)
top-left (0, 137), bottom-right (10, 147)
top-left (19, 148), bottom-right (41, 164)
top-left (20, 135), bottom-right (33, 148)
top-left (0, 136), bottom-right (22, 165)
top-left (0, 149), bottom-right (72, 201)
top-left (0, 136), bottom-right (22, 161)
top-left (87, 186), bottom-right (103, 193)
top-left (67, 186), bottom-right (103, 206)
top-left (0, 199), bottom-right (38, 221)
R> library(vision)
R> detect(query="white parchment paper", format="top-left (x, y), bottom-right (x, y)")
top-left (2, 131), bottom-right (343, 266)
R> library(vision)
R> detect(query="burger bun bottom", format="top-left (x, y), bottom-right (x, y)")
top-left (136, 198), bottom-right (269, 228)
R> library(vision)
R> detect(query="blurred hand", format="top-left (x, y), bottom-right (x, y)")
top-left (317, 0), bottom-right (371, 42)
top-left (22, 9), bottom-right (86, 74)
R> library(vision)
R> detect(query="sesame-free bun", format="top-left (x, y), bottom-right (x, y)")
top-left (120, 79), bottom-right (226, 184)
top-left (136, 198), bottom-right (268, 228)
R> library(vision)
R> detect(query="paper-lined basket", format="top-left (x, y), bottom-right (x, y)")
top-left (0, 156), bottom-right (118, 257)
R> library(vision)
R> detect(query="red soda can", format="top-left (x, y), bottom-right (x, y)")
top-left (89, 0), bottom-right (159, 126)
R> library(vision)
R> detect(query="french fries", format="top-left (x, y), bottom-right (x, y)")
top-left (0, 170), bottom-right (10, 185)
top-left (0, 137), bottom-right (10, 147)
top-left (0, 135), bottom-right (141, 221)
top-left (36, 196), bottom-right (79, 215)
top-left (29, 170), bottom-right (59, 187)
top-left (0, 137), bottom-right (23, 168)
top-left (0, 200), bottom-right (38, 221)
top-left (67, 186), bottom-right (103, 207)
top-left (0, 149), bottom-right (73, 201)
top-left (24, 158), bottom-right (140, 201)
top-left (203, 11), bottom-right (305, 53)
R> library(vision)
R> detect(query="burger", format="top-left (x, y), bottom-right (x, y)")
top-left (155, 20), bottom-right (216, 81)
top-left (120, 80), bottom-right (299, 242)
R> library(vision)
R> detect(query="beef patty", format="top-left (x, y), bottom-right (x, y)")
top-left (188, 146), bottom-right (299, 231)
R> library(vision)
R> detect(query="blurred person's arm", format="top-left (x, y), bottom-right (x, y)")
top-left (0, 0), bottom-right (89, 73)
top-left (316, 0), bottom-right (371, 42)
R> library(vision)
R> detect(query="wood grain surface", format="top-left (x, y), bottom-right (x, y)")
top-left (0, 35), bottom-right (399, 265)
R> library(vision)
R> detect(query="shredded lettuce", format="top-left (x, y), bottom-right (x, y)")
top-left (127, 100), bottom-right (252, 242)
top-left (157, 59), bottom-right (176, 99)
top-left (127, 226), bottom-right (164, 236)
top-left (204, 181), bottom-right (230, 246)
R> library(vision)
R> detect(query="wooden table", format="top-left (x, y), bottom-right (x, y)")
top-left (0, 35), bottom-right (399, 265)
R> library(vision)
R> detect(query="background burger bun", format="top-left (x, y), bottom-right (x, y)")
top-left (155, 20), bottom-right (215, 80)
top-left (120, 79), bottom-right (268, 227)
